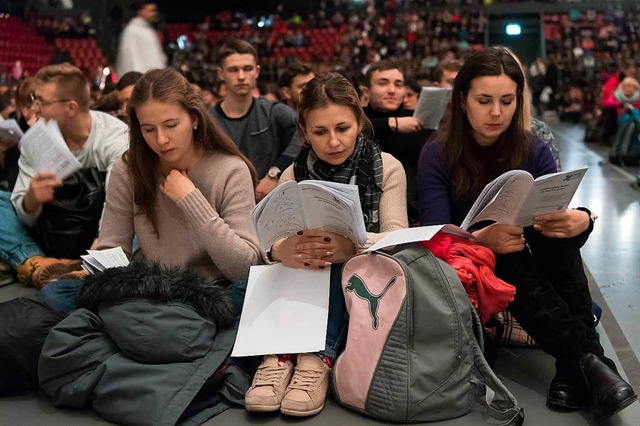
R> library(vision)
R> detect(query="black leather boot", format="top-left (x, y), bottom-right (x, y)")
top-left (547, 372), bottom-right (589, 410)
top-left (580, 353), bottom-right (638, 419)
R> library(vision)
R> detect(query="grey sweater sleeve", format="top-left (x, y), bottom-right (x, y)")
top-left (10, 153), bottom-right (41, 226)
top-left (271, 102), bottom-right (301, 171)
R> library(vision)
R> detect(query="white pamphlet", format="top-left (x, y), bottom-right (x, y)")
top-left (232, 264), bottom-right (331, 357)
top-left (461, 166), bottom-right (588, 230)
top-left (413, 87), bottom-right (452, 130)
top-left (364, 224), bottom-right (472, 253)
top-left (252, 180), bottom-right (367, 251)
top-left (81, 247), bottom-right (129, 274)
top-left (19, 119), bottom-right (82, 180)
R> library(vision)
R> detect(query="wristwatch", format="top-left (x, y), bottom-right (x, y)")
top-left (576, 207), bottom-right (597, 234)
top-left (267, 166), bottom-right (282, 179)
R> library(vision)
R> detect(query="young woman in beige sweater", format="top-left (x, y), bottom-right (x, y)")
top-left (97, 68), bottom-right (260, 283)
top-left (40, 68), bottom-right (261, 315)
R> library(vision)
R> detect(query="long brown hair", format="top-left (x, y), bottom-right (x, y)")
top-left (125, 68), bottom-right (257, 233)
top-left (434, 47), bottom-right (531, 199)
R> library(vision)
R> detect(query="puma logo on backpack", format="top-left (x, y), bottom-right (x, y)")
top-left (345, 274), bottom-right (396, 329)
top-left (332, 245), bottom-right (524, 425)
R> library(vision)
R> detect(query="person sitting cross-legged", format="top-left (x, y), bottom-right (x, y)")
top-left (244, 72), bottom-right (408, 417)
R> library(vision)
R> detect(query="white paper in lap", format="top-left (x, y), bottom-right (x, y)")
top-left (232, 264), bottom-right (330, 357)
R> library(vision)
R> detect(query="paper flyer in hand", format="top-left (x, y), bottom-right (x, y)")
top-left (413, 87), bottom-right (452, 129)
top-left (19, 119), bottom-right (82, 180)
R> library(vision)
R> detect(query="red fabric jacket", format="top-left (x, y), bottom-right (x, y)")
top-left (602, 73), bottom-right (622, 105)
top-left (421, 232), bottom-right (515, 323)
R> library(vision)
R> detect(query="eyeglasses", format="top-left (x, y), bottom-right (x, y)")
top-left (30, 93), bottom-right (72, 107)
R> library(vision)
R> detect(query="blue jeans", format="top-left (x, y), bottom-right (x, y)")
top-left (0, 191), bottom-right (44, 269)
top-left (226, 279), bottom-right (249, 316)
top-left (38, 278), bottom-right (83, 316)
top-left (38, 278), bottom-right (250, 318)
top-left (319, 264), bottom-right (348, 360)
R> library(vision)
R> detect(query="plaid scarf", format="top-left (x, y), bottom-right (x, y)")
top-left (293, 135), bottom-right (383, 232)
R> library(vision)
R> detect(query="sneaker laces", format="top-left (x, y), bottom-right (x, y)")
top-left (287, 367), bottom-right (324, 392)
top-left (253, 362), bottom-right (290, 386)
top-left (22, 259), bottom-right (39, 286)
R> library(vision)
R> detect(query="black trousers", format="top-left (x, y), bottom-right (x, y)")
top-left (495, 228), bottom-right (610, 378)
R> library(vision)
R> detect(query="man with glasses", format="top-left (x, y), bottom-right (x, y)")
top-left (0, 63), bottom-right (128, 288)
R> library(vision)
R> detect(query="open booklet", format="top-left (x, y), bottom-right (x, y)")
top-left (0, 119), bottom-right (24, 148)
top-left (81, 247), bottom-right (130, 274)
top-left (461, 166), bottom-right (588, 231)
top-left (251, 179), bottom-right (367, 252)
top-left (19, 118), bottom-right (82, 180)
top-left (413, 87), bottom-right (452, 130)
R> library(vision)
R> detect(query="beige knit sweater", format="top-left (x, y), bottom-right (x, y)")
top-left (280, 152), bottom-right (409, 250)
top-left (97, 151), bottom-right (260, 281)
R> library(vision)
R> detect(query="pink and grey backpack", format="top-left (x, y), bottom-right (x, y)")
top-left (332, 244), bottom-right (524, 424)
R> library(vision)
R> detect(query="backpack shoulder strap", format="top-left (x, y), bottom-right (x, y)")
top-left (469, 305), bottom-right (525, 426)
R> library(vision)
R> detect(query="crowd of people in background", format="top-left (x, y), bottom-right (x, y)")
top-left (26, 13), bottom-right (96, 41)
top-left (1, 1), bottom-right (639, 138)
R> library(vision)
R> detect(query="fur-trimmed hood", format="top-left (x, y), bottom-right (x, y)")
top-left (78, 261), bottom-right (235, 330)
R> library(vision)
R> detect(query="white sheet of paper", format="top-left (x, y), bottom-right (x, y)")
top-left (364, 225), bottom-right (445, 253)
top-left (232, 264), bottom-right (331, 357)
top-left (86, 247), bottom-right (129, 269)
top-left (413, 87), bottom-right (452, 129)
top-left (19, 119), bottom-right (81, 180)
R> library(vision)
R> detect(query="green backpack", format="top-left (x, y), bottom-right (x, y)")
top-left (332, 244), bottom-right (524, 424)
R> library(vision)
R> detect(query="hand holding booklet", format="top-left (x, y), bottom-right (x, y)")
top-left (413, 87), bottom-right (452, 130)
top-left (81, 247), bottom-right (129, 274)
top-left (461, 166), bottom-right (588, 231)
top-left (251, 179), bottom-right (367, 251)
top-left (19, 118), bottom-right (82, 180)
top-left (237, 179), bottom-right (368, 356)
